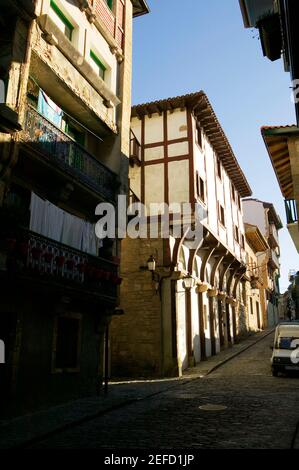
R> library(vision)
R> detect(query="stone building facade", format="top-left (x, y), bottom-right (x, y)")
top-left (244, 223), bottom-right (269, 332)
top-left (0, 0), bottom-right (149, 417)
top-left (242, 199), bottom-right (282, 328)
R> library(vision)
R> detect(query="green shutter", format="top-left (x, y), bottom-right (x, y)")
top-left (107, 0), bottom-right (113, 10)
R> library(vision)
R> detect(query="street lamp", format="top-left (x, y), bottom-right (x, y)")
top-left (147, 255), bottom-right (156, 273)
top-left (144, 255), bottom-right (160, 293)
top-left (184, 276), bottom-right (195, 290)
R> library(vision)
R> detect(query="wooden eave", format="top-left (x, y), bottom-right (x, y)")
top-left (261, 126), bottom-right (299, 200)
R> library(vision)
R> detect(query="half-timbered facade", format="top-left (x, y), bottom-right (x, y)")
top-left (111, 92), bottom-right (252, 377)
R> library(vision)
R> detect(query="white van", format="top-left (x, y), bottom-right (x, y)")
top-left (271, 321), bottom-right (299, 376)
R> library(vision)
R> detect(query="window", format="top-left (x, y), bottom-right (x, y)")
top-left (216, 158), bottom-right (222, 179)
top-left (90, 50), bottom-right (106, 80)
top-left (250, 297), bottom-right (254, 315)
top-left (235, 225), bottom-right (240, 243)
top-left (50, 0), bottom-right (74, 41)
top-left (241, 234), bottom-right (245, 249)
top-left (231, 183), bottom-right (236, 202)
top-left (53, 314), bottom-right (81, 372)
top-left (219, 204), bottom-right (225, 226)
top-left (197, 126), bottom-right (202, 148)
top-left (196, 173), bottom-right (205, 202)
top-left (64, 117), bottom-right (85, 146)
top-left (106, 0), bottom-right (113, 9)
top-left (237, 194), bottom-right (241, 210)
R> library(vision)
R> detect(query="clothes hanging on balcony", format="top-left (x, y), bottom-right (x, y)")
top-left (38, 90), bottom-right (62, 127)
top-left (29, 193), bottom-right (99, 256)
top-left (82, 222), bottom-right (102, 254)
top-left (46, 201), bottom-right (64, 241)
top-left (61, 211), bottom-right (85, 251)
top-left (29, 192), bottom-right (46, 235)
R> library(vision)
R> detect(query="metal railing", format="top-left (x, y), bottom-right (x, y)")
top-left (21, 105), bottom-right (117, 201)
top-left (285, 199), bottom-right (298, 224)
top-left (1, 229), bottom-right (120, 298)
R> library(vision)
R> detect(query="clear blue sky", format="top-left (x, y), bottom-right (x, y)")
top-left (132, 0), bottom-right (299, 292)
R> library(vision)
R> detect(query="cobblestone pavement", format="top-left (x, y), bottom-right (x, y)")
top-left (28, 332), bottom-right (299, 449)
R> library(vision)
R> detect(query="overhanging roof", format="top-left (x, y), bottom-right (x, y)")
top-left (132, 91), bottom-right (252, 198)
top-left (132, 0), bottom-right (150, 17)
top-left (261, 125), bottom-right (299, 200)
top-left (245, 223), bottom-right (269, 252)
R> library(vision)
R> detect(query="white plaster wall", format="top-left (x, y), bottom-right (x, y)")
top-left (168, 160), bottom-right (189, 205)
top-left (144, 114), bottom-right (163, 144)
top-left (167, 109), bottom-right (188, 141)
top-left (248, 292), bottom-right (261, 331)
top-left (219, 225), bottom-right (227, 246)
top-left (129, 166), bottom-right (141, 201)
top-left (144, 164), bottom-right (164, 210)
top-left (176, 280), bottom-right (188, 372)
top-left (193, 138), bottom-right (206, 179)
top-left (144, 146), bottom-right (164, 162)
top-left (168, 141), bottom-right (189, 158)
top-left (202, 292), bottom-right (212, 357)
top-left (195, 255), bottom-right (202, 279)
top-left (243, 200), bottom-right (267, 236)
top-left (131, 117), bottom-right (141, 143)
top-left (224, 175), bottom-right (235, 254)
top-left (203, 135), bottom-right (218, 236)
top-left (214, 299), bottom-right (221, 354)
top-left (191, 288), bottom-right (201, 363)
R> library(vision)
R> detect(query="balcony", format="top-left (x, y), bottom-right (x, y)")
top-left (6, 0), bottom-right (36, 20)
top-left (285, 199), bottom-right (298, 224)
top-left (0, 229), bottom-right (121, 301)
top-left (20, 105), bottom-right (118, 202)
top-left (285, 199), bottom-right (299, 253)
top-left (268, 223), bottom-right (279, 249)
top-left (268, 249), bottom-right (280, 270)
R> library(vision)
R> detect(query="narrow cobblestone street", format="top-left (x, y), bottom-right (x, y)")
top-left (27, 332), bottom-right (299, 449)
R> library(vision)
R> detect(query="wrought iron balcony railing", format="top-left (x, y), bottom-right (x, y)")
top-left (21, 105), bottom-right (117, 201)
top-left (285, 199), bottom-right (298, 225)
top-left (1, 229), bottom-right (121, 299)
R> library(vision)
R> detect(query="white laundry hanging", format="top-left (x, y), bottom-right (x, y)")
top-left (29, 192), bottom-right (99, 256)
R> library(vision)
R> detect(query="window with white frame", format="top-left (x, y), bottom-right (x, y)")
top-left (90, 50), bottom-right (106, 80)
top-left (49, 0), bottom-right (74, 41)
